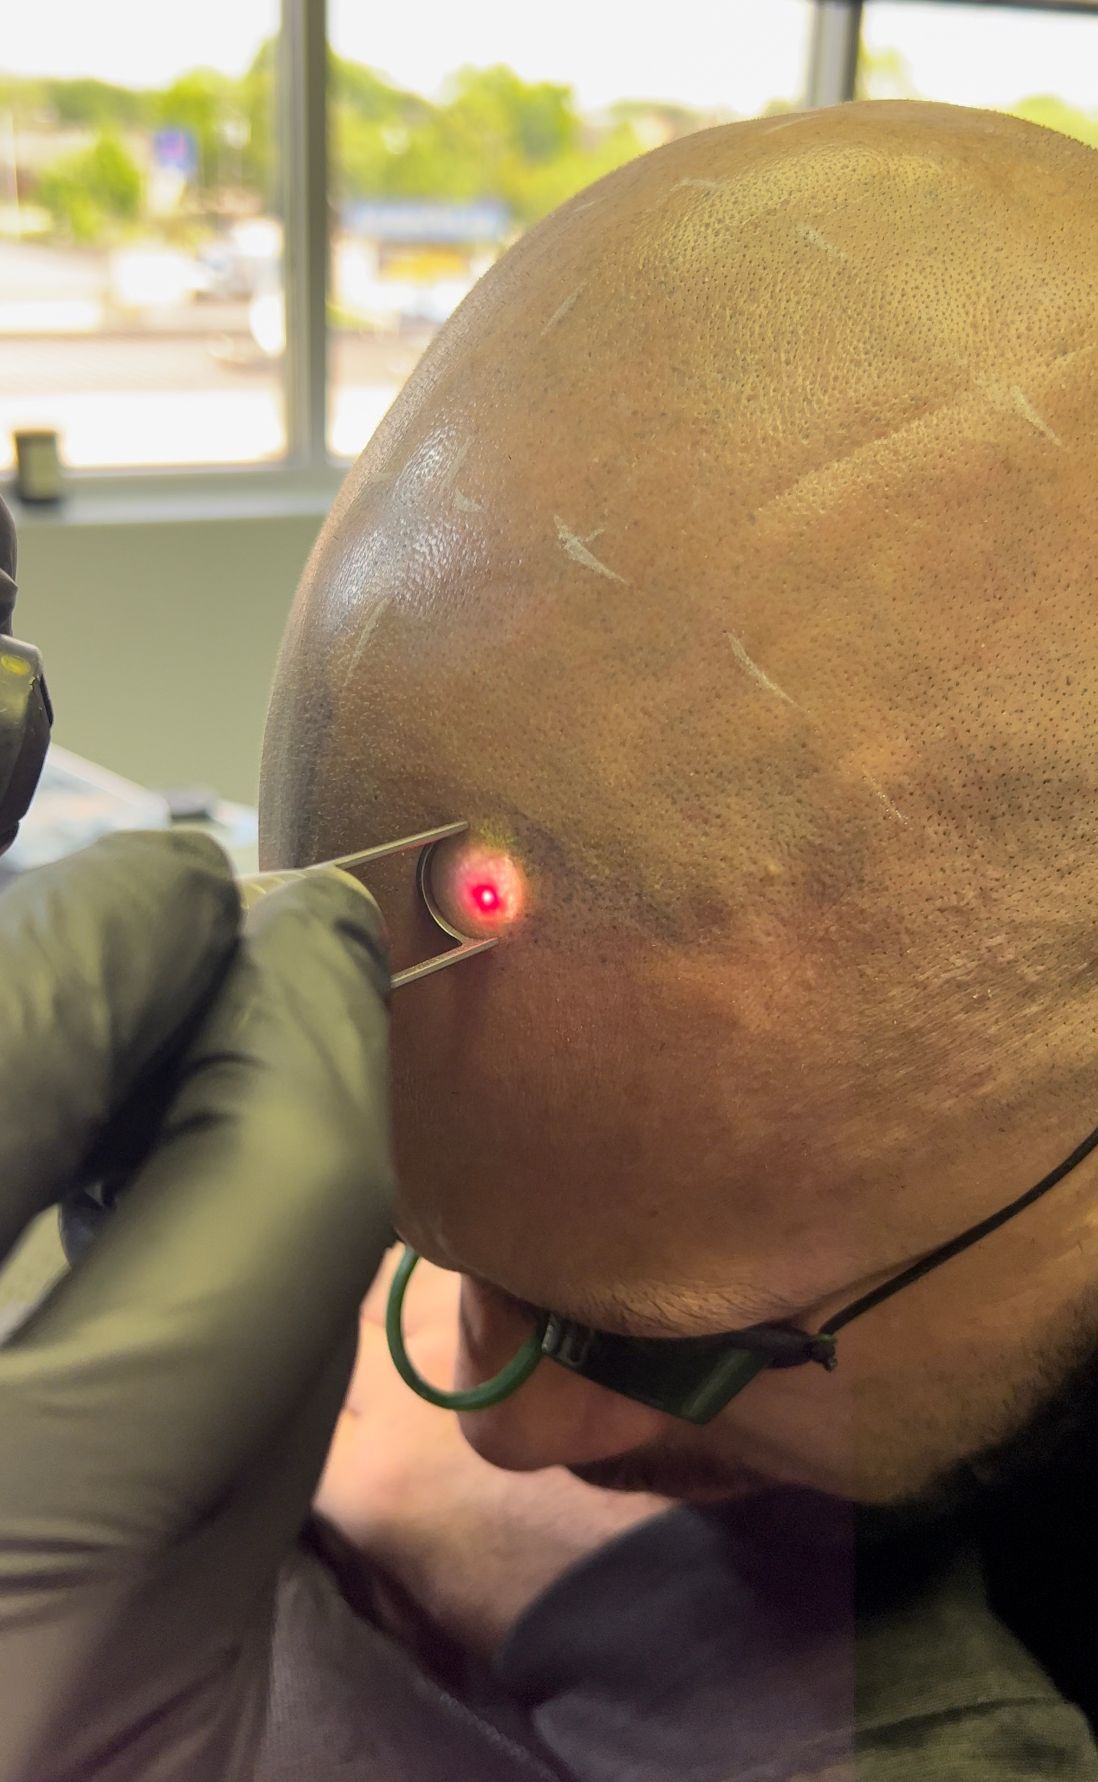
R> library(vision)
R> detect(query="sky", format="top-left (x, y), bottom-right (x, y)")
top-left (2, 2), bottom-right (1098, 115)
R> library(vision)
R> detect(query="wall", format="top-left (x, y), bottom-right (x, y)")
top-left (0, 505), bottom-right (332, 1323)
top-left (14, 510), bottom-right (323, 808)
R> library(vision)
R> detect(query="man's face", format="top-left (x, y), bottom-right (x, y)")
top-left (355, 833), bottom-right (1098, 1520)
top-left (259, 416), bottom-right (1098, 1521)
top-left (257, 94), bottom-right (1098, 1523)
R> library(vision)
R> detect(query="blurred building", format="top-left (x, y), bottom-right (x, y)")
top-left (334, 196), bottom-right (510, 330)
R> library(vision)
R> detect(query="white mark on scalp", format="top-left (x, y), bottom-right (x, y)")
top-left (860, 771), bottom-right (908, 824)
top-left (726, 632), bottom-right (801, 708)
top-left (410, 434), bottom-right (471, 500)
top-left (795, 222), bottom-right (849, 261)
top-left (669, 176), bottom-right (726, 193)
top-left (1008, 385), bottom-right (1062, 446)
top-left (452, 489), bottom-right (483, 513)
top-left (976, 376), bottom-right (1063, 446)
top-left (542, 285), bottom-right (585, 336)
top-left (339, 603), bottom-right (386, 693)
top-left (726, 633), bottom-right (914, 829)
top-left (554, 516), bottom-right (628, 583)
top-left (440, 436), bottom-right (472, 484)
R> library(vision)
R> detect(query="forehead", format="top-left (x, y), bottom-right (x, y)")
top-left (260, 111), bottom-right (1098, 1341)
top-left (346, 813), bottom-right (913, 1335)
top-left (271, 448), bottom-right (1019, 1332)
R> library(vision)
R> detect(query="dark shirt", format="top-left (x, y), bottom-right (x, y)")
top-left (257, 1480), bottom-right (1098, 1780)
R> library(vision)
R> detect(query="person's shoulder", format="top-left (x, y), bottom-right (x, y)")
top-left (854, 1506), bottom-right (1098, 1778)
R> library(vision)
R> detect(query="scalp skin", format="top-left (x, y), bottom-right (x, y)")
top-left (260, 102), bottom-right (1098, 1508)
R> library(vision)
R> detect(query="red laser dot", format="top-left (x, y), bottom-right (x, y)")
top-left (471, 881), bottom-right (502, 913)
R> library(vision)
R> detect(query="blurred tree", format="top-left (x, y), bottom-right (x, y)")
top-left (240, 37), bottom-right (278, 211)
top-left (0, 75), bottom-right (49, 124)
top-left (610, 97), bottom-right (704, 136)
top-left (43, 77), bottom-right (153, 130)
top-left (853, 43), bottom-right (918, 102)
top-left (855, 40), bottom-right (1098, 149)
top-left (1011, 93), bottom-right (1098, 149)
top-left (443, 64), bottom-right (579, 164)
top-left (157, 68), bottom-right (235, 192)
top-left (330, 48), bottom-right (430, 206)
top-left (332, 53), bottom-right (425, 124)
top-left (504, 116), bottom-right (649, 223)
top-left (332, 59), bottom-right (648, 226)
top-left (36, 128), bottom-right (142, 242)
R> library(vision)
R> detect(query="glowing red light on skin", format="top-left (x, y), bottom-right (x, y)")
top-left (433, 841), bottom-right (526, 934)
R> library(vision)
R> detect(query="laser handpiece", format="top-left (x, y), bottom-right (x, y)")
top-left (58, 820), bottom-right (496, 1263)
top-left (237, 819), bottom-right (499, 987)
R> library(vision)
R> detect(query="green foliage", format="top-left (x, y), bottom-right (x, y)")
top-left (1010, 93), bottom-right (1098, 150)
top-left (0, 74), bottom-right (48, 122)
top-left (36, 129), bottom-right (142, 242)
top-left (442, 64), bottom-right (578, 164)
top-left (8, 34), bottom-right (1098, 255)
top-left (44, 77), bottom-right (153, 130)
top-left (156, 67), bottom-right (238, 192)
top-left (509, 121), bottom-right (645, 222)
top-left (239, 37), bottom-right (278, 210)
top-left (854, 46), bottom-right (1098, 151)
top-left (853, 44), bottom-right (918, 103)
top-left (333, 58), bottom-right (643, 225)
top-left (330, 50), bottom-right (425, 125)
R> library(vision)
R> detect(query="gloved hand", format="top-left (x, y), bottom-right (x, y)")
top-left (0, 829), bottom-right (396, 1782)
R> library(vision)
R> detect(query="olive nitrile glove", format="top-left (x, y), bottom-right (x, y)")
top-left (0, 829), bottom-right (395, 1781)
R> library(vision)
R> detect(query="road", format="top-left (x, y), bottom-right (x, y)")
top-left (0, 324), bottom-right (439, 467)
top-left (0, 326), bottom-right (436, 394)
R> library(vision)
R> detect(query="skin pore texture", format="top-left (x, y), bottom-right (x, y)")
top-left (260, 99), bottom-right (1098, 1526)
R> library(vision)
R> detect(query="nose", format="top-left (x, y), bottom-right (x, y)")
top-left (454, 1278), bottom-right (670, 1471)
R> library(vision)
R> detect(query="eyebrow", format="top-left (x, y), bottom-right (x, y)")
top-left (397, 1224), bottom-right (790, 1338)
top-left (462, 1265), bottom-right (783, 1341)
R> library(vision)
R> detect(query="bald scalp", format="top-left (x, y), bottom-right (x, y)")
top-left (262, 100), bottom-right (1098, 1114)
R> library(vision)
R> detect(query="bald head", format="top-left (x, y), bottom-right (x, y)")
top-left (267, 97), bottom-right (1096, 978)
top-left (261, 102), bottom-right (1098, 1509)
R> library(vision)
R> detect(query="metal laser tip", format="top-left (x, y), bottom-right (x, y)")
top-left (390, 933), bottom-right (498, 989)
top-left (416, 840), bottom-right (469, 942)
top-left (324, 819), bottom-right (470, 873)
top-left (317, 820), bottom-right (499, 990)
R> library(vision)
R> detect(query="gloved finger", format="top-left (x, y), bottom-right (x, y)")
top-left (0, 868), bottom-right (395, 1536)
top-left (21, 1331), bottom-right (362, 1782)
top-left (0, 829), bottom-right (241, 1264)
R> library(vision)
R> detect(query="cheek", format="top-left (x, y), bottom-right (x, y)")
top-left (701, 1286), bottom-right (1002, 1504)
top-left (388, 950), bottom-right (747, 1318)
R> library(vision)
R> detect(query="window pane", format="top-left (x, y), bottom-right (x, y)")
top-left (859, 0), bottom-right (1098, 145)
top-left (0, 2), bottom-right (283, 471)
top-left (327, 0), bottom-right (815, 462)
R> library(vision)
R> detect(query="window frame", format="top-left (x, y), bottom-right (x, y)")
top-left (8, 0), bottom-right (878, 530)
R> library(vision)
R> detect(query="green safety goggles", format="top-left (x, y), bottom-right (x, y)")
top-left (386, 1116), bottom-right (1098, 1423)
top-left (386, 1245), bottom-right (839, 1425)
top-left (300, 819), bottom-right (1098, 1428)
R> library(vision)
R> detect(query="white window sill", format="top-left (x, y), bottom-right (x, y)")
top-left (4, 464), bottom-right (351, 529)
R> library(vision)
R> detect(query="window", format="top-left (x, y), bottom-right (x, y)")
top-left (326, 0), bottom-right (816, 462)
top-left (11, 3), bottom-right (1095, 499)
top-left (0, 2), bottom-right (283, 471)
top-left (858, 0), bottom-right (1098, 144)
